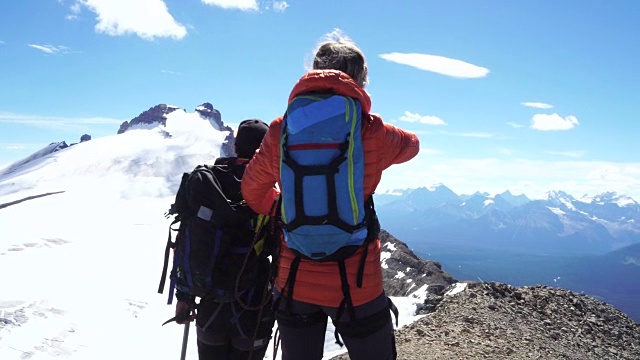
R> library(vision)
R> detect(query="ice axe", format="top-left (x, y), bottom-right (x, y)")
top-left (180, 322), bottom-right (190, 360)
top-left (162, 311), bottom-right (192, 360)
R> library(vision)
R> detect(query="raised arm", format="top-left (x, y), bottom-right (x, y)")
top-left (241, 118), bottom-right (283, 215)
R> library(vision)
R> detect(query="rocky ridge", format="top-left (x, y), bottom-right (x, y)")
top-left (379, 229), bottom-right (457, 299)
top-left (334, 281), bottom-right (640, 359)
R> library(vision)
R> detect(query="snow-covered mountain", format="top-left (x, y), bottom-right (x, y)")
top-left (0, 103), bottom-right (237, 359)
top-left (0, 104), bottom-right (454, 360)
top-left (375, 184), bottom-right (640, 255)
top-left (0, 104), bottom-right (233, 201)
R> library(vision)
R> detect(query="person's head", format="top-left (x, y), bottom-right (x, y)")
top-left (234, 119), bottom-right (269, 159)
top-left (311, 29), bottom-right (368, 88)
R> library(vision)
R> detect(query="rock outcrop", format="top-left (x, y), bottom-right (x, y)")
top-left (333, 281), bottom-right (640, 359)
top-left (195, 102), bottom-right (223, 128)
top-left (380, 229), bottom-right (457, 298)
top-left (194, 103), bottom-right (235, 157)
top-left (117, 104), bottom-right (180, 134)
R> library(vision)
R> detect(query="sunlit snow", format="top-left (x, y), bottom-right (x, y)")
top-left (547, 207), bottom-right (566, 216)
top-left (445, 282), bottom-right (468, 296)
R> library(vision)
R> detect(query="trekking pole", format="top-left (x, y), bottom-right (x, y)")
top-left (180, 322), bottom-right (190, 360)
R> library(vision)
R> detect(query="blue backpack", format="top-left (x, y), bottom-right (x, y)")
top-left (278, 93), bottom-right (381, 328)
top-left (280, 94), bottom-right (369, 261)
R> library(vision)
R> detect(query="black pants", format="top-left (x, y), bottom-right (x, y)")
top-left (274, 291), bottom-right (396, 360)
top-left (195, 296), bottom-right (274, 360)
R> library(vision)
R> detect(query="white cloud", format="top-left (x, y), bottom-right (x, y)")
top-left (27, 44), bottom-right (71, 55)
top-left (272, 1), bottom-right (289, 12)
top-left (379, 53), bottom-right (489, 79)
top-left (521, 102), bottom-right (553, 109)
top-left (76, 0), bottom-right (187, 40)
top-left (507, 122), bottom-right (525, 128)
top-left (399, 111), bottom-right (446, 125)
top-left (0, 40), bottom-right (5, 45)
top-left (0, 112), bottom-right (124, 132)
top-left (65, 2), bottom-right (82, 20)
top-left (531, 113), bottom-right (579, 131)
top-left (71, 2), bottom-right (82, 13)
top-left (201, 0), bottom-right (259, 11)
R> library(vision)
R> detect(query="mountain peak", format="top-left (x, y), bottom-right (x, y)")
top-left (117, 103), bottom-right (181, 134)
top-left (195, 102), bottom-right (225, 129)
top-left (596, 191), bottom-right (637, 206)
top-left (545, 190), bottom-right (575, 201)
top-left (428, 183), bottom-right (451, 192)
top-left (496, 190), bottom-right (530, 206)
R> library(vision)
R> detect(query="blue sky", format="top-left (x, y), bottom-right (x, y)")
top-left (1, 0), bottom-right (639, 199)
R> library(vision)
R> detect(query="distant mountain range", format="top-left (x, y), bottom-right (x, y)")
top-left (375, 184), bottom-right (640, 255)
top-left (374, 185), bottom-right (640, 321)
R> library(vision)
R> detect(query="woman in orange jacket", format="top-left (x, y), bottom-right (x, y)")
top-left (241, 30), bottom-right (419, 360)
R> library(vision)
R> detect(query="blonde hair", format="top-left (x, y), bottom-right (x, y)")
top-left (308, 29), bottom-right (368, 88)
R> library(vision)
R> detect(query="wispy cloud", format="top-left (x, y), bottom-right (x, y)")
top-left (73, 0), bottom-right (187, 40)
top-left (65, 2), bottom-right (82, 20)
top-left (379, 53), bottom-right (489, 79)
top-left (2, 144), bottom-right (27, 150)
top-left (201, 0), bottom-right (259, 11)
top-left (161, 69), bottom-right (182, 75)
top-left (398, 111), bottom-right (446, 125)
top-left (0, 40), bottom-right (5, 45)
top-left (201, 0), bottom-right (289, 12)
top-left (507, 122), bottom-right (525, 128)
top-left (521, 102), bottom-right (553, 109)
top-left (0, 112), bottom-right (124, 132)
top-left (545, 150), bottom-right (584, 158)
top-left (27, 44), bottom-right (71, 55)
top-left (272, 1), bottom-right (289, 12)
top-left (531, 113), bottom-right (579, 131)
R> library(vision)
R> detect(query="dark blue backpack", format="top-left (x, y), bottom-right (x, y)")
top-left (158, 159), bottom-right (268, 304)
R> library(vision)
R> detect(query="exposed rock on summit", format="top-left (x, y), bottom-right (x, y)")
top-left (334, 281), bottom-right (640, 359)
top-left (117, 104), bottom-right (180, 134)
top-left (195, 102), bottom-right (223, 128)
top-left (195, 102), bottom-right (235, 157)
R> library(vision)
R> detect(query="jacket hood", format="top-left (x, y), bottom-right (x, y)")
top-left (288, 70), bottom-right (372, 113)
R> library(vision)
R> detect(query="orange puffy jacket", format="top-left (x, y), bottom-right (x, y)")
top-left (241, 70), bottom-right (420, 307)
